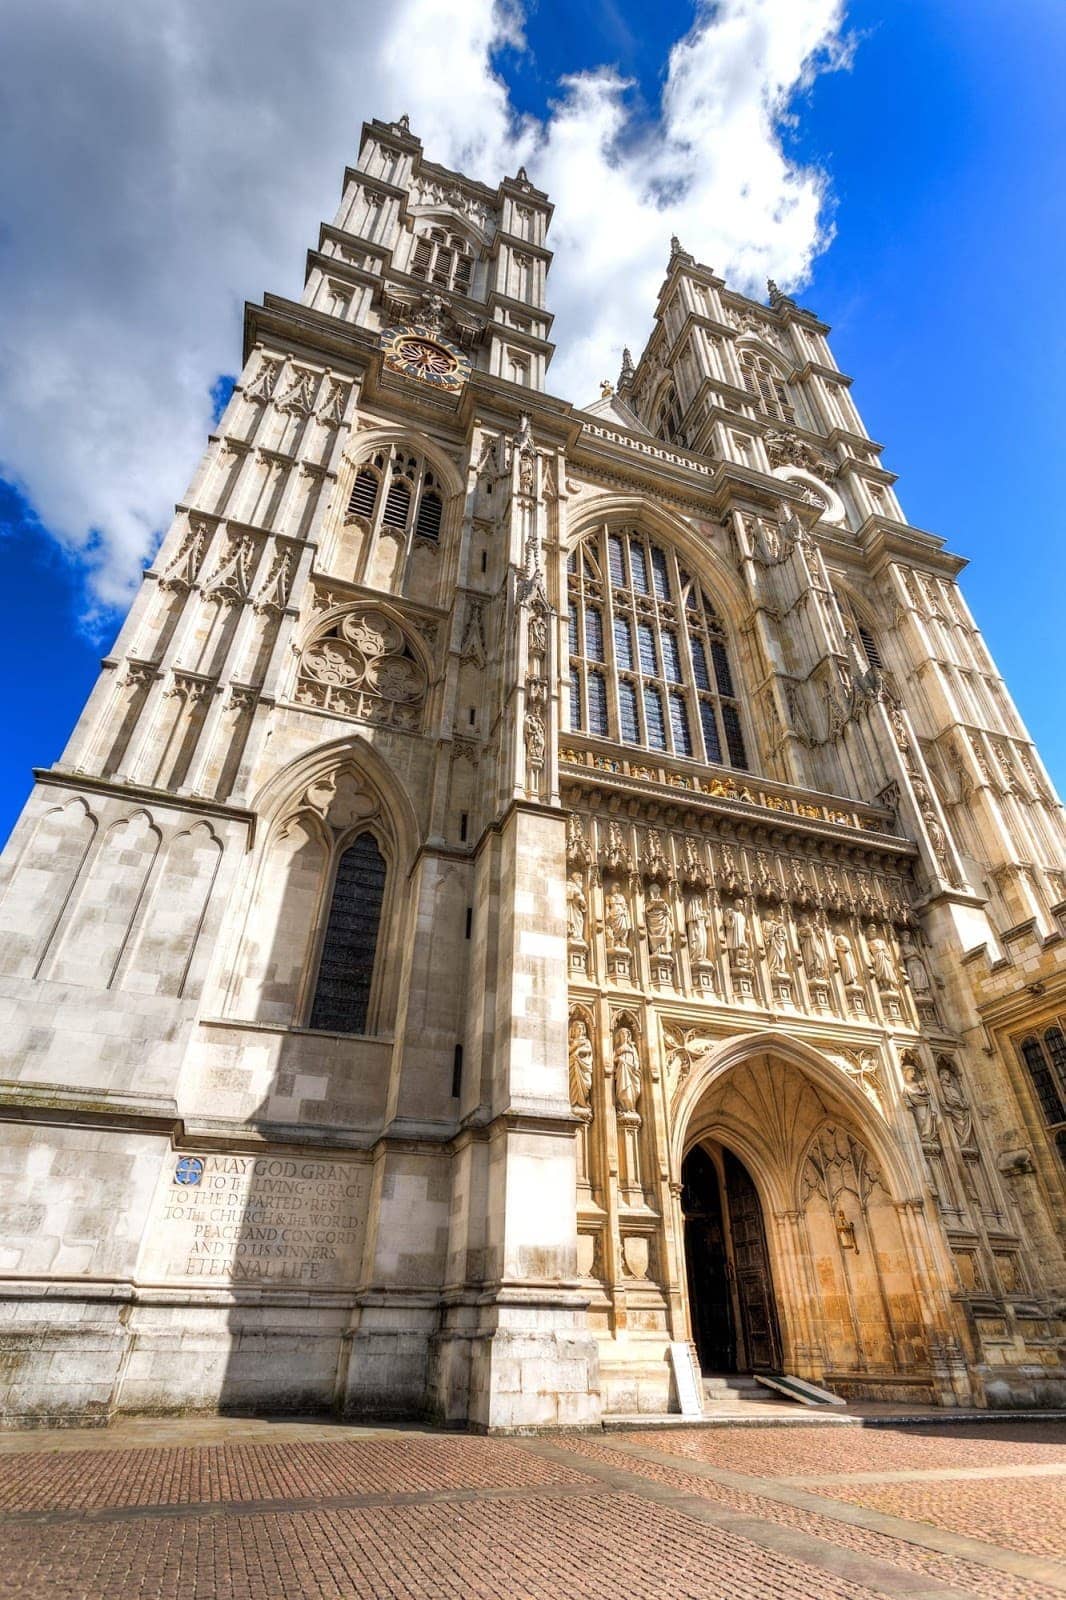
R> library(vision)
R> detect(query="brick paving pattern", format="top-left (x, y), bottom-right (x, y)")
top-left (640, 1421), bottom-right (1066, 1477)
top-left (797, 1473), bottom-right (1066, 1560)
top-left (564, 1432), bottom-right (1064, 1600)
top-left (0, 1435), bottom-right (591, 1514)
top-left (0, 1491), bottom-right (891, 1600)
top-left (0, 1418), bottom-right (1063, 1600)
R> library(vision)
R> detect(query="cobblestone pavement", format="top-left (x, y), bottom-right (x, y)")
top-left (0, 1417), bottom-right (1063, 1600)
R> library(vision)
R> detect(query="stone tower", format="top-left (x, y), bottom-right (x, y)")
top-left (1, 117), bottom-right (1063, 1428)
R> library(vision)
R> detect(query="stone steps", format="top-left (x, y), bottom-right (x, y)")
top-left (701, 1373), bottom-right (796, 1413)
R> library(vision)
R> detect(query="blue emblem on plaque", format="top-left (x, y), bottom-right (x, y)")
top-left (174, 1156), bottom-right (204, 1186)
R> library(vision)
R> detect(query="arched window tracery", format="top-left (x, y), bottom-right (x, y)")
top-left (739, 349), bottom-right (794, 423)
top-left (566, 527), bottom-right (749, 770)
top-left (308, 830), bottom-right (388, 1035)
top-left (345, 446), bottom-right (445, 546)
top-left (410, 226), bottom-right (474, 294)
top-left (654, 383), bottom-right (686, 445)
top-left (1018, 1032), bottom-right (1066, 1165)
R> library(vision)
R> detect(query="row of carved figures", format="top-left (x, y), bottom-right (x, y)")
top-left (566, 870), bottom-right (935, 1021)
top-left (566, 811), bottom-right (913, 927)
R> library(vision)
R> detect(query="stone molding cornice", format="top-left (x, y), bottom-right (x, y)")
top-left (559, 747), bottom-right (912, 860)
top-left (487, 229), bottom-right (553, 265)
top-left (33, 768), bottom-right (258, 837)
top-left (859, 519), bottom-right (968, 577)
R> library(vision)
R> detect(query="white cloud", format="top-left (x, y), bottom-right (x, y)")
top-left (0, 0), bottom-right (848, 625)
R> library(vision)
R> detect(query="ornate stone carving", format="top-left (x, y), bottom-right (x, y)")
top-left (602, 819), bottom-right (633, 877)
top-left (866, 922), bottom-right (901, 1019)
top-left (612, 1019), bottom-right (644, 1206)
top-left (244, 353), bottom-right (281, 403)
top-left (936, 1057), bottom-right (977, 1155)
top-left (763, 912), bottom-right (794, 1003)
top-left (721, 896), bottom-right (754, 999)
top-left (612, 1023), bottom-right (642, 1115)
top-left (275, 367), bottom-right (318, 417)
top-left (202, 532), bottom-right (256, 608)
top-left (459, 596), bottom-right (487, 665)
top-left (315, 377), bottom-right (349, 429)
top-left (568, 1012), bottom-right (594, 1112)
top-left (252, 546), bottom-right (294, 615)
top-left (603, 879), bottom-right (632, 981)
top-left (566, 811), bottom-right (592, 867)
top-left (764, 428), bottom-right (835, 481)
top-left (295, 608), bottom-right (427, 729)
top-left (567, 873), bottom-right (588, 974)
top-left (158, 517), bottom-right (211, 593)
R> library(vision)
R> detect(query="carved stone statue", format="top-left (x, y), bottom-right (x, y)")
top-left (604, 882), bottom-right (630, 951)
top-left (797, 914), bottom-right (827, 979)
top-left (901, 1056), bottom-right (938, 1147)
top-left (723, 898), bottom-right (751, 967)
top-left (523, 709), bottom-right (545, 770)
top-left (866, 924), bottom-right (897, 988)
top-left (644, 881), bottom-right (672, 955)
top-left (900, 931), bottom-right (932, 997)
top-left (764, 915), bottom-right (790, 979)
top-left (613, 1026), bottom-right (642, 1114)
top-left (834, 931), bottom-right (859, 987)
top-left (566, 875), bottom-right (587, 945)
top-left (685, 893), bottom-right (709, 963)
top-left (937, 1059), bottom-right (976, 1152)
top-left (568, 1018), bottom-right (594, 1110)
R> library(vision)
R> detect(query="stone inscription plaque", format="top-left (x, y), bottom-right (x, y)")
top-left (143, 1152), bottom-right (369, 1289)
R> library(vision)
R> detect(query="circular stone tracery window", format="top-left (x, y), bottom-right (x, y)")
top-left (772, 467), bottom-right (846, 525)
top-left (296, 608), bottom-right (427, 729)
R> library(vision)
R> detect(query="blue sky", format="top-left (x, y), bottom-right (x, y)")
top-left (1, 0), bottom-right (1064, 847)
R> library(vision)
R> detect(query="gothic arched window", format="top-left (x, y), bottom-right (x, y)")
top-left (739, 350), bottom-right (793, 423)
top-left (654, 384), bottom-right (685, 445)
top-left (410, 227), bottom-right (473, 294)
top-left (567, 528), bottom-right (749, 770)
top-left (308, 832), bottom-right (387, 1035)
top-left (345, 447), bottom-right (445, 546)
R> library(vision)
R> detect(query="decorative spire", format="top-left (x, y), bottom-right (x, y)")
top-left (670, 235), bottom-right (683, 258)
top-left (617, 346), bottom-right (635, 394)
top-left (767, 278), bottom-right (796, 311)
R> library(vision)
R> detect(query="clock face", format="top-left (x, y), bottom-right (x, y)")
top-left (394, 337), bottom-right (457, 376)
top-left (381, 322), bottom-right (470, 393)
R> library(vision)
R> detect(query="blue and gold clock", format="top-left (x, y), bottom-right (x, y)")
top-left (380, 323), bottom-right (470, 394)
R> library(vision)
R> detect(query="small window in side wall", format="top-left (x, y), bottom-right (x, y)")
top-left (309, 833), bottom-right (387, 1035)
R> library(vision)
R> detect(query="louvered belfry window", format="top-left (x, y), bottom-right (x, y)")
top-left (409, 226), bottom-right (474, 294)
top-left (739, 351), bottom-right (794, 422)
top-left (567, 527), bottom-right (749, 770)
top-left (309, 833), bottom-right (387, 1035)
top-left (345, 448), bottom-right (446, 547)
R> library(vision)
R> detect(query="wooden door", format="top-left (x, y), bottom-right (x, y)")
top-left (724, 1149), bottom-right (782, 1372)
top-left (681, 1146), bottom-right (736, 1373)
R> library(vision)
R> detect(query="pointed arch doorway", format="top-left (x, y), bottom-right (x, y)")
top-left (681, 1141), bottom-right (782, 1374)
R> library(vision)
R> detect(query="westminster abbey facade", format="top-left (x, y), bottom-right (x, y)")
top-left (0, 117), bottom-right (1064, 1427)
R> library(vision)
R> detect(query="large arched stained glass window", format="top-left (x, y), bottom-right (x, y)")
top-left (308, 832), bottom-right (387, 1035)
top-left (566, 528), bottom-right (749, 770)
